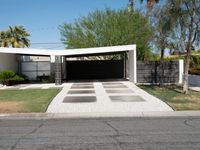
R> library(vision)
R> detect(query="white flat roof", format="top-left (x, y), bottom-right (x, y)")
top-left (0, 45), bottom-right (136, 56)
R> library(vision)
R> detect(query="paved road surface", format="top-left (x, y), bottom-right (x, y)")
top-left (0, 117), bottom-right (200, 150)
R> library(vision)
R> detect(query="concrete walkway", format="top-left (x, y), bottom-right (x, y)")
top-left (47, 81), bottom-right (173, 113)
top-left (189, 87), bottom-right (200, 92)
top-left (0, 83), bottom-right (65, 89)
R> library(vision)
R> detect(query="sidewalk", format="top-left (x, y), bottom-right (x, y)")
top-left (189, 86), bottom-right (200, 92)
top-left (0, 83), bottom-right (66, 90)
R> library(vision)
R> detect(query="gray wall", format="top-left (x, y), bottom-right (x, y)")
top-left (137, 61), bottom-right (179, 83)
top-left (21, 61), bottom-right (50, 80)
top-left (0, 54), bottom-right (18, 72)
top-left (188, 75), bottom-right (200, 87)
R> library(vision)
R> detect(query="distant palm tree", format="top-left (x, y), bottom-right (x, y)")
top-left (140, 0), bottom-right (159, 16)
top-left (9, 26), bottom-right (30, 48)
top-left (0, 30), bottom-right (11, 47)
top-left (0, 25), bottom-right (30, 48)
top-left (129, 0), bottom-right (134, 13)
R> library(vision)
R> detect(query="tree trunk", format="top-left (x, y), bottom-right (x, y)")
top-left (183, 1), bottom-right (195, 94)
top-left (130, 0), bottom-right (134, 13)
top-left (183, 55), bottom-right (190, 94)
top-left (159, 48), bottom-right (165, 86)
top-left (160, 49), bottom-right (164, 61)
top-left (146, 0), bottom-right (156, 17)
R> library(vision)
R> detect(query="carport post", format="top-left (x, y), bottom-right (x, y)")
top-left (54, 56), bottom-right (62, 85)
top-left (128, 46), bottom-right (137, 83)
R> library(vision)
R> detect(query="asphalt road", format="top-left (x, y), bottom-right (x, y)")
top-left (0, 117), bottom-right (200, 150)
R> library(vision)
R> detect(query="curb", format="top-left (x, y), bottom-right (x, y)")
top-left (1, 111), bottom-right (200, 120)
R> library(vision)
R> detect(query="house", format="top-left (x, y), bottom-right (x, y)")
top-left (0, 45), bottom-right (184, 85)
top-left (0, 45), bottom-right (137, 85)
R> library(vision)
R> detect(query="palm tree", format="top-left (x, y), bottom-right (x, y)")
top-left (140, 0), bottom-right (159, 16)
top-left (129, 0), bottom-right (134, 13)
top-left (0, 25), bottom-right (30, 48)
top-left (9, 25), bottom-right (30, 48)
top-left (0, 30), bottom-right (11, 47)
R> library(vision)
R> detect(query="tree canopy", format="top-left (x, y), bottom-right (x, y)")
top-left (59, 8), bottom-right (153, 60)
top-left (151, 0), bottom-right (200, 93)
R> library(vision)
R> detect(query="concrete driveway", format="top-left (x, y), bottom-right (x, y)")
top-left (47, 81), bottom-right (173, 113)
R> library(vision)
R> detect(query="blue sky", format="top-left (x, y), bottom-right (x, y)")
top-left (0, 0), bottom-right (144, 49)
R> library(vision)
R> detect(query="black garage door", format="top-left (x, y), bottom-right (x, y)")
top-left (66, 60), bottom-right (124, 80)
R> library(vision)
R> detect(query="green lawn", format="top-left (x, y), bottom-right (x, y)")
top-left (139, 85), bottom-right (200, 111)
top-left (0, 89), bottom-right (61, 113)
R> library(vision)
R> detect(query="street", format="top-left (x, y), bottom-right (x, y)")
top-left (0, 117), bottom-right (200, 150)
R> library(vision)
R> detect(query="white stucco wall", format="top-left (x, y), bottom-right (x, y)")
top-left (0, 54), bottom-right (18, 72)
top-left (128, 47), bottom-right (137, 83)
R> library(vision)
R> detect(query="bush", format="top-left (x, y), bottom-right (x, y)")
top-left (16, 73), bottom-right (29, 83)
top-left (0, 70), bottom-right (24, 86)
top-left (189, 66), bottom-right (200, 75)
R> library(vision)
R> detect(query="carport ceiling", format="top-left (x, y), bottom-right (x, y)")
top-left (65, 51), bottom-right (127, 58)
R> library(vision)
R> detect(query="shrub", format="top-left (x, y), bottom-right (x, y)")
top-left (189, 66), bottom-right (200, 75)
top-left (16, 73), bottom-right (29, 83)
top-left (0, 70), bottom-right (24, 86)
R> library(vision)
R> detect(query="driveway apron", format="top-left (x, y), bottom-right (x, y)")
top-left (47, 81), bottom-right (173, 113)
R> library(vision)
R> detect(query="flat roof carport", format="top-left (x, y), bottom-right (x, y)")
top-left (0, 45), bottom-right (136, 84)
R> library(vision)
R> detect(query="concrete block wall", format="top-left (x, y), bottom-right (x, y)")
top-left (137, 61), bottom-right (180, 84)
top-left (188, 75), bottom-right (200, 87)
top-left (0, 54), bottom-right (18, 72)
top-left (54, 56), bottom-right (62, 85)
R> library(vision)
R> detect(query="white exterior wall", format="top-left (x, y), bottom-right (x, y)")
top-left (178, 59), bottom-right (184, 84)
top-left (128, 45), bottom-right (137, 83)
top-left (0, 54), bottom-right (18, 72)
